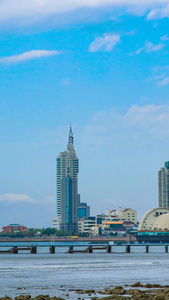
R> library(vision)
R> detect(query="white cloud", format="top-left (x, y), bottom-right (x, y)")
top-left (1, 0), bottom-right (169, 26)
top-left (136, 41), bottom-right (164, 54)
top-left (81, 105), bottom-right (169, 149)
top-left (0, 193), bottom-right (35, 203)
top-left (160, 34), bottom-right (169, 41)
top-left (124, 104), bottom-right (169, 126)
top-left (127, 104), bottom-right (163, 113)
top-left (152, 65), bottom-right (169, 86)
top-left (147, 4), bottom-right (169, 19)
top-left (0, 50), bottom-right (59, 64)
top-left (89, 33), bottom-right (120, 52)
top-left (157, 76), bottom-right (169, 86)
top-left (0, 193), bottom-right (56, 204)
top-left (126, 30), bottom-right (136, 35)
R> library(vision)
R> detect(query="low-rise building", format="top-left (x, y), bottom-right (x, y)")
top-left (78, 218), bottom-right (84, 234)
top-left (106, 208), bottom-right (137, 224)
top-left (83, 217), bottom-right (96, 235)
top-left (90, 221), bottom-right (126, 236)
top-left (100, 221), bottom-right (126, 236)
top-left (138, 208), bottom-right (169, 231)
top-left (77, 208), bottom-right (137, 235)
top-left (2, 224), bottom-right (27, 233)
top-left (137, 208), bottom-right (169, 243)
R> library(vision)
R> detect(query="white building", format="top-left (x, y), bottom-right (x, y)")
top-left (138, 208), bottom-right (169, 231)
top-left (106, 207), bottom-right (137, 224)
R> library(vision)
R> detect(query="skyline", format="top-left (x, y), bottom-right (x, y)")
top-left (1, 1), bottom-right (169, 227)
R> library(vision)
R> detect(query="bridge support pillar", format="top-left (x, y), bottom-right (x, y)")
top-left (68, 246), bottom-right (74, 253)
top-left (126, 245), bottom-right (130, 253)
top-left (50, 246), bottom-right (55, 254)
top-left (12, 247), bottom-right (18, 254)
top-left (165, 246), bottom-right (168, 253)
top-left (31, 246), bottom-right (37, 254)
top-left (146, 245), bottom-right (149, 253)
top-left (88, 246), bottom-right (93, 253)
top-left (107, 245), bottom-right (111, 253)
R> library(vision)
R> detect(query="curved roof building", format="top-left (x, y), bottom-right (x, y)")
top-left (138, 208), bottom-right (169, 231)
top-left (152, 213), bottom-right (169, 231)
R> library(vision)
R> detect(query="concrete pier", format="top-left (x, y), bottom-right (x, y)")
top-left (87, 246), bottom-right (93, 253)
top-left (126, 245), bottom-right (130, 253)
top-left (12, 247), bottom-right (18, 254)
top-left (50, 246), bottom-right (55, 254)
top-left (146, 245), bottom-right (149, 253)
top-left (107, 245), bottom-right (111, 253)
top-left (30, 246), bottom-right (37, 254)
top-left (68, 246), bottom-right (74, 253)
top-left (1, 239), bottom-right (169, 254)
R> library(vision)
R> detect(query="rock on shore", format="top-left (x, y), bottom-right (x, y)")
top-left (1, 283), bottom-right (169, 300)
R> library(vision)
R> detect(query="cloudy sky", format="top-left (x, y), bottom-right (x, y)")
top-left (1, 0), bottom-right (169, 228)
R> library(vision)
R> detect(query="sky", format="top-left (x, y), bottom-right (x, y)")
top-left (1, 0), bottom-right (169, 228)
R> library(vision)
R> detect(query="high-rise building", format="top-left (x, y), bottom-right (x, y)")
top-left (158, 161), bottom-right (169, 208)
top-left (56, 126), bottom-right (79, 233)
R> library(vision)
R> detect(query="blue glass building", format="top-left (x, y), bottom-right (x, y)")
top-left (56, 126), bottom-right (79, 234)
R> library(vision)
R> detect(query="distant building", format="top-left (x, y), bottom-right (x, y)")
top-left (78, 202), bottom-right (90, 219)
top-left (2, 224), bottom-right (27, 233)
top-left (78, 216), bottom-right (100, 235)
top-left (137, 208), bottom-right (169, 243)
top-left (101, 221), bottom-right (126, 236)
top-left (52, 218), bottom-right (59, 229)
top-left (90, 221), bottom-right (126, 236)
top-left (55, 126), bottom-right (79, 234)
top-left (78, 218), bottom-right (84, 234)
top-left (123, 221), bottom-right (135, 229)
top-left (78, 210), bottom-right (137, 236)
top-left (60, 175), bottom-right (78, 234)
top-left (158, 161), bottom-right (169, 208)
top-left (83, 217), bottom-right (96, 235)
top-left (138, 208), bottom-right (169, 231)
top-left (106, 208), bottom-right (137, 224)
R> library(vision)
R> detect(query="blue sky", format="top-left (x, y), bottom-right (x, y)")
top-left (1, 0), bottom-right (169, 228)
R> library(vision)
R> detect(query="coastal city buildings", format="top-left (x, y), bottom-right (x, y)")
top-left (158, 161), bottom-right (169, 208)
top-left (55, 126), bottom-right (79, 234)
top-left (77, 207), bottom-right (137, 236)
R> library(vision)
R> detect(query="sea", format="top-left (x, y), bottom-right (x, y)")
top-left (0, 245), bottom-right (169, 299)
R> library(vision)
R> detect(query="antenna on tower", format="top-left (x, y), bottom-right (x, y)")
top-left (67, 124), bottom-right (74, 151)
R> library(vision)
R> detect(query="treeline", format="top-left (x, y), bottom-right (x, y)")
top-left (0, 227), bottom-right (68, 238)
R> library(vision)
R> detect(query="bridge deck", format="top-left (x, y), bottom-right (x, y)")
top-left (0, 241), bottom-right (168, 247)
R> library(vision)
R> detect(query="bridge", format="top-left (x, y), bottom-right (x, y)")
top-left (0, 237), bottom-right (120, 253)
top-left (0, 237), bottom-right (168, 254)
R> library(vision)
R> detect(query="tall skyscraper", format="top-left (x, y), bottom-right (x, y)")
top-left (56, 126), bottom-right (79, 233)
top-left (158, 161), bottom-right (169, 208)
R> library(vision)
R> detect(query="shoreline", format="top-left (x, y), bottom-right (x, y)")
top-left (1, 283), bottom-right (169, 300)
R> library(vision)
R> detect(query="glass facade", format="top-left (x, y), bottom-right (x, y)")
top-left (158, 161), bottom-right (169, 208)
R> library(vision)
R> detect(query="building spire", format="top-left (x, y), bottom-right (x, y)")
top-left (67, 124), bottom-right (74, 151)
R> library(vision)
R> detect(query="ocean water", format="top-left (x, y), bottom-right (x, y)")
top-left (0, 245), bottom-right (169, 299)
